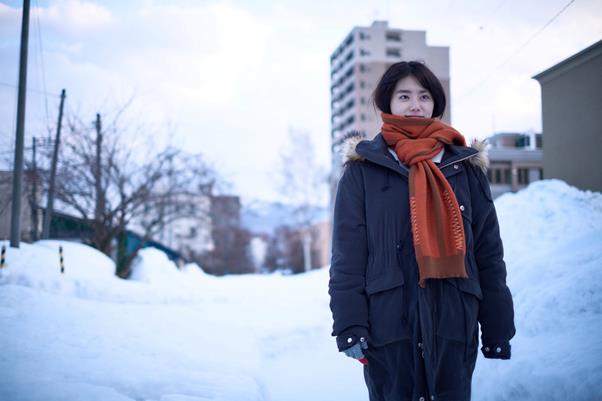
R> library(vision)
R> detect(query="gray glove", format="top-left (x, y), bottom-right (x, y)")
top-left (343, 336), bottom-right (368, 360)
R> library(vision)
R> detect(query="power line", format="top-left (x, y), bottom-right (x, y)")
top-left (0, 81), bottom-right (59, 97)
top-left (33, 0), bottom-right (50, 130)
top-left (457, 0), bottom-right (576, 102)
top-left (479, 0), bottom-right (511, 31)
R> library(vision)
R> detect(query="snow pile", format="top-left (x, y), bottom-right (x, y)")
top-left (495, 179), bottom-right (602, 263)
top-left (0, 240), bottom-right (115, 297)
top-left (472, 180), bottom-right (602, 401)
top-left (0, 179), bottom-right (601, 401)
top-left (129, 247), bottom-right (185, 283)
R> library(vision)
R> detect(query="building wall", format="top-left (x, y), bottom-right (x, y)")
top-left (0, 171), bottom-right (41, 243)
top-left (311, 220), bottom-right (331, 268)
top-left (485, 133), bottom-right (544, 198)
top-left (535, 41), bottom-right (602, 192)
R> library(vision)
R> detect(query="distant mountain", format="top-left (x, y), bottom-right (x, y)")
top-left (241, 200), bottom-right (329, 235)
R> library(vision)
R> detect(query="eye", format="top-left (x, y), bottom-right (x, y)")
top-left (398, 94), bottom-right (410, 101)
top-left (420, 94), bottom-right (432, 101)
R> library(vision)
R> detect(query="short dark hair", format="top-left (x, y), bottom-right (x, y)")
top-left (372, 61), bottom-right (446, 118)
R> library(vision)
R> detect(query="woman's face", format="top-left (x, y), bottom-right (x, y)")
top-left (389, 75), bottom-right (435, 118)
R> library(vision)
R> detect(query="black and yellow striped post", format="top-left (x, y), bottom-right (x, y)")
top-left (1, 243), bottom-right (6, 270)
top-left (59, 245), bottom-right (64, 274)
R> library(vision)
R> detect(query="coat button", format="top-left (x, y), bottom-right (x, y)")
top-left (419, 397), bottom-right (425, 401)
top-left (360, 337), bottom-right (366, 343)
top-left (496, 347), bottom-right (502, 353)
top-left (484, 346), bottom-right (490, 352)
top-left (459, 205), bottom-right (465, 211)
top-left (431, 396), bottom-right (435, 400)
top-left (417, 342), bottom-right (423, 348)
top-left (453, 164), bottom-right (459, 170)
top-left (347, 337), bottom-right (353, 344)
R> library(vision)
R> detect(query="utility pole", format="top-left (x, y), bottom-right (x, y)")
top-left (30, 136), bottom-right (38, 241)
top-left (94, 113), bottom-right (103, 232)
top-left (42, 89), bottom-right (66, 239)
top-left (10, 0), bottom-right (31, 248)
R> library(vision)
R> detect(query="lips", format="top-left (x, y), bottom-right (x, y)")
top-left (405, 115), bottom-right (424, 118)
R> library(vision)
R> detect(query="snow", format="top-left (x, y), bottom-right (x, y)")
top-left (1, 179), bottom-right (602, 401)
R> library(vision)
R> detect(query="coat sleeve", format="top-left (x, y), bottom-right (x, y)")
top-left (468, 164), bottom-right (516, 359)
top-left (328, 162), bottom-right (370, 350)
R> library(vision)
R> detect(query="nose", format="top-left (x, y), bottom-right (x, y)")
top-left (409, 99), bottom-right (421, 111)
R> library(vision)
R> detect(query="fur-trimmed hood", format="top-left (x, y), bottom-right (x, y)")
top-left (341, 131), bottom-right (489, 173)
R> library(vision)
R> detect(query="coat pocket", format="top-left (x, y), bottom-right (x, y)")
top-left (366, 267), bottom-right (409, 346)
top-left (436, 279), bottom-right (481, 343)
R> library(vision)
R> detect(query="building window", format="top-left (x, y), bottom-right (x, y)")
top-left (360, 49), bottom-right (370, 57)
top-left (517, 168), bottom-right (529, 185)
top-left (360, 114), bottom-right (366, 122)
top-left (359, 32), bottom-right (370, 40)
top-left (386, 48), bottom-right (401, 58)
top-left (344, 34), bottom-right (354, 47)
top-left (344, 51), bottom-right (353, 64)
top-left (386, 31), bottom-right (401, 42)
top-left (359, 64), bottom-right (366, 73)
top-left (360, 81), bottom-right (365, 89)
top-left (503, 169), bottom-right (511, 184)
top-left (360, 97), bottom-right (366, 105)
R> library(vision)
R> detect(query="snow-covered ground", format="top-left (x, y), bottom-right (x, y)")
top-left (1, 179), bottom-right (601, 401)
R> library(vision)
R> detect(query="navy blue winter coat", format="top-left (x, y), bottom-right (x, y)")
top-left (329, 133), bottom-right (515, 400)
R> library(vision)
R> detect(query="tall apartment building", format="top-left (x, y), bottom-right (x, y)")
top-left (330, 21), bottom-right (450, 150)
top-left (329, 21), bottom-right (451, 204)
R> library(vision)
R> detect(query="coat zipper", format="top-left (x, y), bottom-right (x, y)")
top-left (439, 153), bottom-right (478, 170)
top-left (432, 288), bottom-right (438, 362)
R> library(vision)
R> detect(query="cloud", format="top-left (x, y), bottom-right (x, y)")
top-left (0, 3), bottom-right (20, 34)
top-left (0, 0), bottom-right (113, 36)
top-left (38, 0), bottom-right (113, 35)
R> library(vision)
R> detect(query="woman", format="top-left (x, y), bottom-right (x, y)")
top-left (328, 61), bottom-right (515, 401)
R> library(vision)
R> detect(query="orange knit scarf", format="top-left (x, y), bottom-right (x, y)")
top-left (381, 113), bottom-right (468, 287)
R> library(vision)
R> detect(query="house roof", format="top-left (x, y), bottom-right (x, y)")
top-left (533, 39), bottom-right (602, 83)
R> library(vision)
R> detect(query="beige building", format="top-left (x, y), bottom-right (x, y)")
top-left (311, 220), bottom-right (331, 268)
top-left (533, 39), bottom-right (602, 192)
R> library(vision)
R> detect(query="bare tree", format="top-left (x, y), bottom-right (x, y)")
top-left (49, 108), bottom-right (217, 277)
top-left (276, 128), bottom-right (328, 272)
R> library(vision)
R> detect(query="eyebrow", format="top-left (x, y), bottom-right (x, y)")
top-left (394, 89), bottom-right (431, 94)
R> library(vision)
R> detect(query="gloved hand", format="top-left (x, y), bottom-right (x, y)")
top-left (343, 336), bottom-right (369, 365)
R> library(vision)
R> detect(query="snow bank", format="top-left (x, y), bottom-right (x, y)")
top-left (0, 240), bottom-right (115, 297)
top-left (471, 180), bottom-right (602, 401)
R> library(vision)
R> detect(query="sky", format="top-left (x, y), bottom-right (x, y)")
top-left (0, 0), bottom-right (601, 203)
